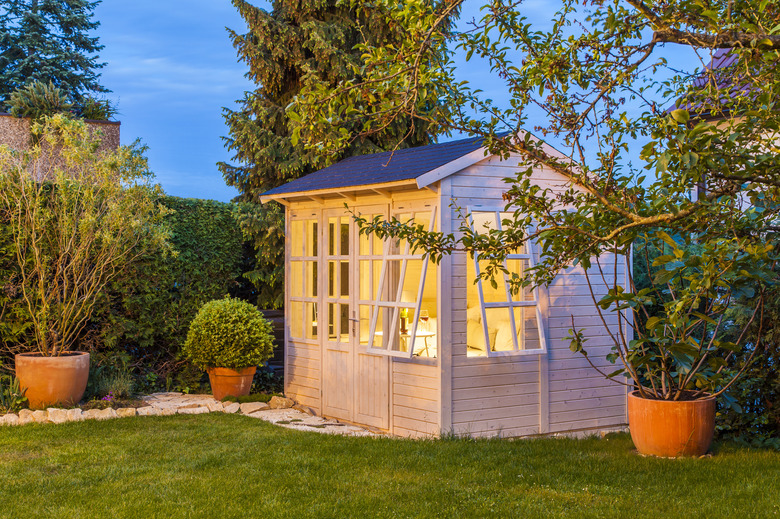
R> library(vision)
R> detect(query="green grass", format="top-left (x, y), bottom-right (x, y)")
top-left (0, 415), bottom-right (777, 519)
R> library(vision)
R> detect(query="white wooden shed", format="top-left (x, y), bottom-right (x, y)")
top-left (260, 136), bottom-right (629, 437)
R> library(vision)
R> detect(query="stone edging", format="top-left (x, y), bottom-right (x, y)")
top-left (0, 392), bottom-right (379, 437)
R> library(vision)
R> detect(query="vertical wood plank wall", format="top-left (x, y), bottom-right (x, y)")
top-left (444, 154), bottom-right (628, 438)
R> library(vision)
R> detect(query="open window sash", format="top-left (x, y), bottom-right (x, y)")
top-left (367, 209), bottom-right (436, 358)
top-left (468, 209), bottom-right (547, 357)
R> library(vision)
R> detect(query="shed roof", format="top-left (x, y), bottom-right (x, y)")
top-left (260, 135), bottom-right (487, 201)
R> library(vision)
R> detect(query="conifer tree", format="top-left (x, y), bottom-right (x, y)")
top-left (0, 0), bottom-right (107, 106)
top-left (220, 0), bottom-right (448, 307)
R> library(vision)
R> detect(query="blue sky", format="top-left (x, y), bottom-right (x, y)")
top-left (91, 1), bottom-right (565, 203)
top-left (92, 1), bottom-right (696, 203)
top-left (94, 1), bottom-right (258, 202)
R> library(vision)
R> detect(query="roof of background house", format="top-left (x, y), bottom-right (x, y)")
top-left (667, 49), bottom-right (752, 117)
top-left (260, 135), bottom-right (487, 198)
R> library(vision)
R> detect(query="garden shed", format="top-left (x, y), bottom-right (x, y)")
top-left (260, 135), bottom-right (629, 438)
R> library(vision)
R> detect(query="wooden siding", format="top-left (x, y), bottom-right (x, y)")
top-left (285, 340), bottom-right (322, 411)
top-left (443, 155), bottom-right (628, 438)
top-left (392, 359), bottom-right (440, 437)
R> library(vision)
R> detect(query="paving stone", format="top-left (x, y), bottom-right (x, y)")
top-left (292, 404), bottom-right (316, 415)
top-left (144, 392), bottom-right (183, 400)
top-left (178, 406), bottom-right (209, 415)
top-left (1, 413), bottom-right (19, 426)
top-left (32, 410), bottom-right (49, 423)
top-left (136, 406), bottom-right (157, 416)
top-left (207, 402), bottom-right (224, 412)
top-left (223, 403), bottom-right (240, 414)
top-left (17, 409), bottom-right (34, 425)
top-left (47, 408), bottom-right (70, 424)
top-left (136, 392), bottom-right (379, 436)
top-left (82, 409), bottom-right (100, 420)
top-left (116, 408), bottom-right (137, 418)
top-left (95, 408), bottom-right (117, 421)
top-left (67, 408), bottom-right (84, 422)
top-left (301, 416), bottom-right (328, 426)
top-left (268, 396), bottom-right (295, 409)
top-left (240, 402), bottom-right (269, 415)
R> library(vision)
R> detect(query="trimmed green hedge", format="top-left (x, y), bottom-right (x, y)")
top-left (98, 196), bottom-right (247, 378)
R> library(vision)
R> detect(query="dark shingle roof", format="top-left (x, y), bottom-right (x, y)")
top-left (261, 136), bottom-right (485, 197)
top-left (667, 49), bottom-right (751, 117)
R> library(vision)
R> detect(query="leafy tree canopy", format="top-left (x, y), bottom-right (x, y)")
top-left (0, 0), bottom-right (108, 107)
top-left (290, 0), bottom-right (780, 400)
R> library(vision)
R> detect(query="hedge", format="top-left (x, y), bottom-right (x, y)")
top-left (97, 196), bottom-right (248, 377)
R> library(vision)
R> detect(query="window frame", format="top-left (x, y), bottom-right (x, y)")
top-left (288, 210), bottom-right (321, 343)
top-left (366, 207), bottom-right (437, 359)
top-left (468, 207), bottom-right (548, 357)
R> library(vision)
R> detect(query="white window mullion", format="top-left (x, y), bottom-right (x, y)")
top-left (367, 207), bottom-right (437, 358)
top-left (467, 209), bottom-right (547, 357)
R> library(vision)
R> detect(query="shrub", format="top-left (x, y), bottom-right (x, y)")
top-left (98, 196), bottom-right (247, 379)
top-left (8, 81), bottom-right (72, 120)
top-left (77, 97), bottom-right (117, 121)
top-left (183, 297), bottom-right (273, 370)
top-left (0, 114), bottom-right (168, 357)
top-left (716, 284), bottom-right (780, 448)
top-left (85, 350), bottom-right (136, 400)
top-left (0, 375), bottom-right (27, 413)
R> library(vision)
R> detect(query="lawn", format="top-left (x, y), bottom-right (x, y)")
top-left (0, 414), bottom-right (777, 519)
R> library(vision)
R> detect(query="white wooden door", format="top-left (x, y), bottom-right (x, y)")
top-left (321, 209), bottom-right (354, 420)
top-left (321, 205), bottom-right (389, 428)
top-left (353, 205), bottom-right (390, 430)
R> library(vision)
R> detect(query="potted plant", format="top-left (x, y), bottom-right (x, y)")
top-left (566, 232), bottom-right (772, 457)
top-left (183, 297), bottom-right (274, 401)
top-left (0, 115), bottom-right (167, 409)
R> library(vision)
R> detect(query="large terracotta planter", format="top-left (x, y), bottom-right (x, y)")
top-left (627, 391), bottom-right (716, 457)
top-left (207, 366), bottom-right (256, 401)
top-left (15, 352), bottom-right (90, 410)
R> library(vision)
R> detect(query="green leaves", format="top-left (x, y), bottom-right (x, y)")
top-left (670, 109), bottom-right (690, 124)
top-left (279, 0), bottom-right (780, 403)
top-left (183, 296), bottom-right (274, 370)
top-left (98, 195), bottom-right (247, 367)
top-left (0, 115), bottom-right (168, 356)
top-left (0, 0), bottom-right (108, 104)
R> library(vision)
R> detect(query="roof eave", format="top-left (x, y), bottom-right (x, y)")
top-left (259, 179), bottom-right (420, 205)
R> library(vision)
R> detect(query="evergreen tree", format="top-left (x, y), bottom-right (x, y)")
top-left (0, 0), bottom-right (107, 106)
top-left (220, 0), bottom-right (448, 307)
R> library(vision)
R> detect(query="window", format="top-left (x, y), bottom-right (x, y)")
top-left (466, 210), bottom-right (546, 357)
top-left (367, 207), bottom-right (438, 358)
top-left (289, 215), bottom-right (319, 341)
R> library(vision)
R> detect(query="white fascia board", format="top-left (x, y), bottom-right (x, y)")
top-left (415, 147), bottom-right (490, 189)
top-left (259, 179), bottom-right (418, 204)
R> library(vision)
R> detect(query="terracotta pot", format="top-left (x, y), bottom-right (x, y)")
top-left (15, 352), bottom-right (90, 410)
top-left (627, 390), bottom-right (716, 457)
top-left (207, 366), bottom-right (256, 401)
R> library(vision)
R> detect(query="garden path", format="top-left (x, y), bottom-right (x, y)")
top-left (142, 392), bottom-right (381, 437)
top-left (0, 392), bottom-right (381, 436)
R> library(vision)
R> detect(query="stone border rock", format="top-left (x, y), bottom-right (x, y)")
top-left (0, 392), bottom-right (379, 437)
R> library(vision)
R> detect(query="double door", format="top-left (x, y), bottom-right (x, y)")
top-left (320, 206), bottom-right (389, 429)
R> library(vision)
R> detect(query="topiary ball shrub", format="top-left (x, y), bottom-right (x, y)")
top-left (183, 297), bottom-right (274, 370)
